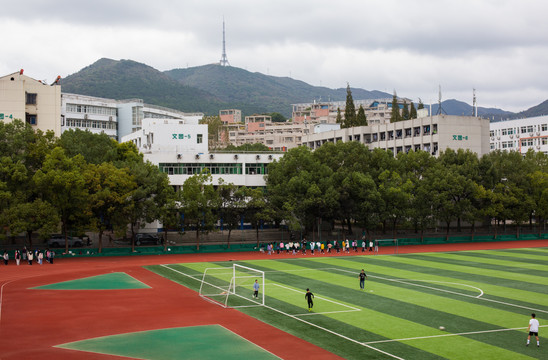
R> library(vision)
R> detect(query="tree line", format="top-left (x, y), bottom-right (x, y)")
top-left (1, 121), bottom-right (547, 252)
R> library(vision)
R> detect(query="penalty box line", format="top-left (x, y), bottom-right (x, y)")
top-left (365, 324), bottom-right (548, 345)
top-left (270, 283), bottom-right (361, 316)
top-left (160, 265), bottom-right (402, 359)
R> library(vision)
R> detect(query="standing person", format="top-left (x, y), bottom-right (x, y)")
top-left (345, 239), bottom-right (350, 253)
top-left (361, 239), bottom-right (366, 252)
top-left (369, 240), bottom-right (374, 252)
top-left (359, 269), bottom-right (368, 290)
top-left (302, 238), bottom-right (307, 255)
top-left (15, 249), bottom-right (21, 266)
top-left (50, 250), bottom-right (55, 264)
top-left (305, 288), bottom-right (315, 312)
top-left (38, 250), bottom-right (43, 265)
top-left (527, 313), bottom-right (540, 347)
top-left (253, 279), bottom-right (260, 299)
top-left (27, 250), bottom-right (33, 265)
top-left (278, 241), bottom-right (283, 254)
top-left (310, 241), bottom-right (315, 255)
top-left (22, 247), bottom-right (27, 262)
top-left (3, 251), bottom-right (8, 265)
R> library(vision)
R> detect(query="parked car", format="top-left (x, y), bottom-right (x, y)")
top-left (46, 234), bottom-right (84, 248)
top-left (134, 233), bottom-right (161, 246)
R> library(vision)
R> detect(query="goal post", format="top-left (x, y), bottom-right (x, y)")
top-left (199, 264), bottom-right (265, 308)
top-left (374, 239), bottom-right (399, 255)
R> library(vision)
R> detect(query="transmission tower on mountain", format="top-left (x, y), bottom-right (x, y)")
top-left (219, 18), bottom-right (230, 67)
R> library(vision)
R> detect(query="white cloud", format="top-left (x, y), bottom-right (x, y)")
top-left (2, 0), bottom-right (548, 112)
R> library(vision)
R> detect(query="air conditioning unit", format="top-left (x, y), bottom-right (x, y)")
top-left (195, 154), bottom-right (200, 159)
top-left (268, 154), bottom-right (273, 160)
top-left (509, 135), bottom-right (513, 139)
top-left (256, 155), bottom-right (260, 160)
top-left (109, 116), bottom-right (113, 122)
top-left (234, 154), bottom-right (239, 160)
top-left (84, 114), bottom-right (88, 120)
top-left (210, 154), bottom-right (214, 159)
top-left (177, 154), bottom-right (182, 159)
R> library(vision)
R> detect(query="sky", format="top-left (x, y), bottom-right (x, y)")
top-left (3, 0), bottom-right (548, 112)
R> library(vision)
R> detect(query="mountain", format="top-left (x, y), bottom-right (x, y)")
top-left (164, 64), bottom-right (390, 117)
top-left (429, 99), bottom-right (514, 120)
top-left (60, 58), bottom-right (225, 114)
top-left (516, 99), bottom-right (548, 118)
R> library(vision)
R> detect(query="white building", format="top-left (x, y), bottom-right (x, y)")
top-left (122, 118), bottom-right (284, 190)
top-left (61, 93), bottom-right (118, 139)
top-left (303, 114), bottom-right (491, 157)
top-left (489, 115), bottom-right (548, 155)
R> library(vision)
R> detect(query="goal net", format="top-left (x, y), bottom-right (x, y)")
top-left (199, 264), bottom-right (265, 308)
top-left (374, 239), bottom-right (399, 255)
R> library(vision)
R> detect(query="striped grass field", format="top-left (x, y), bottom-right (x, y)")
top-left (147, 247), bottom-right (548, 360)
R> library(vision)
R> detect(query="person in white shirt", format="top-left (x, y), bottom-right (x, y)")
top-left (527, 313), bottom-right (540, 347)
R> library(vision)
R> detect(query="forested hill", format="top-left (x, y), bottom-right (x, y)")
top-left (164, 64), bottom-right (390, 117)
top-left (60, 58), bottom-right (225, 115)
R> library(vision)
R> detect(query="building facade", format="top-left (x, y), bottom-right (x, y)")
top-left (122, 119), bottom-right (284, 190)
top-left (489, 115), bottom-right (548, 155)
top-left (61, 93), bottom-right (118, 139)
top-left (0, 70), bottom-right (61, 136)
top-left (219, 109), bottom-right (242, 124)
top-left (303, 114), bottom-right (491, 157)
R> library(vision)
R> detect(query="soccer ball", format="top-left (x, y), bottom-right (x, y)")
top-left (439, 326), bottom-right (445, 331)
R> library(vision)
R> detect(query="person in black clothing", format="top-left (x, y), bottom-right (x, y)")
top-left (305, 288), bottom-right (314, 312)
top-left (359, 269), bottom-right (368, 290)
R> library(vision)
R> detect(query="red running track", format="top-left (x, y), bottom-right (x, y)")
top-left (1, 240), bottom-right (547, 359)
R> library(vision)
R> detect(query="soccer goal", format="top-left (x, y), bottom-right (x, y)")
top-left (199, 263), bottom-right (265, 308)
top-left (374, 239), bottom-right (399, 255)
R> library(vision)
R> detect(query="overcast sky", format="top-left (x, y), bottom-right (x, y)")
top-left (3, 0), bottom-right (547, 112)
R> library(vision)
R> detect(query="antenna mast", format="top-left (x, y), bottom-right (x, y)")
top-left (219, 18), bottom-right (230, 67)
top-left (436, 85), bottom-right (446, 115)
top-left (472, 88), bottom-right (477, 117)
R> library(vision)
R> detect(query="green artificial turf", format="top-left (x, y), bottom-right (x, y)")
top-left (31, 272), bottom-right (151, 290)
top-left (147, 248), bottom-right (548, 360)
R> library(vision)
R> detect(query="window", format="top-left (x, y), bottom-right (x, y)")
top-left (405, 128), bottom-right (412, 137)
top-left (542, 138), bottom-right (547, 145)
top-left (380, 132), bottom-right (386, 141)
top-left (26, 92), bottom-right (37, 105)
top-left (25, 113), bottom-right (37, 125)
top-left (521, 126), bottom-right (527, 134)
top-left (542, 124), bottom-right (547, 131)
top-left (423, 125), bottom-right (430, 135)
top-left (501, 129), bottom-right (507, 135)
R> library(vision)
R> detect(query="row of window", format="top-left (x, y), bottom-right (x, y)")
top-left (372, 125), bottom-right (438, 142)
top-left (383, 143), bottom-right (439, 155)
top-left (66, 103), bottom-right (117, 116)
top-left (159, 163), bottom-right (270, 176)
top-left (490, 137), bottom-right (548, 150)
top-left (490, 123), bottom-right (548, 137)
top-left (63, 118), bottom-right (118, 130)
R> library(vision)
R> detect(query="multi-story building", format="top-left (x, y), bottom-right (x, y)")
top-left (121, 118), bottom-right (284, 190)
top-left (303, 114), bottom-right (490, 157)
top-left (489, 115), bottom-right (548, 155)
top-left (0, 70), bottom-right (61, 136)
top-left (292, 98), bottom-right (413, 126)
top-left (61, 93), bottom-right (118, 139)
top-left (219, 109), bottom-right (242, 124)
top-left (117, 99), bottom-right (203, 138)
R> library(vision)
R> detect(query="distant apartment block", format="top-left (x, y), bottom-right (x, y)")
top-left (219, 109), bottom-right (242, 124)
top-left (0, 70), bottom-right (62, 136)
top-left (490, 115), bottom-right (548, 155)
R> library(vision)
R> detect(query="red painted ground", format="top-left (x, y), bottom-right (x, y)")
top-left (1, 240), bottom-right (547, 360)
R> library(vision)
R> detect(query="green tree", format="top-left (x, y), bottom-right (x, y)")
top-left (390, 91), bottom-right (401, 123)
top-left (409, 102), bottom-right (418, 119)
top-left (85, 162), bottom-right (136, 253)
top-left (356, 105), bottom-right (367, 126)
top-left (268, 112), bottom-right (286, 123)
top-left (59, 129), bottom-right (119, 164)
top-left (335, 108), bottom-right (342, 125)
top-left (401, 100), bottom-right (410, 120)
top-left (418, 98), bottom-right (424, 110)
top-left (245, 187), bottom-right (275, 246)
top-left (217, 180), bottom-right (246, 248)
top-left (179, 171), bottom-right (218, 249)
top-left (3, 199), bottom-right (59, 248)
top-left (344, 83), bottom-right (356, 128)
top-left (200, 115), bottom-right (224, 150)
top-left (34, 147), bottom-right (89, 253)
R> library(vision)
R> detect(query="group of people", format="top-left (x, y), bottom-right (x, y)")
top-left (264, 238), bottom-right (377, 256)
top-left (2, 248), bottom-right (55, 266)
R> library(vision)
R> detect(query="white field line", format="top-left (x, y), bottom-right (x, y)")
top-left (271, 283), bottom-right (361, 312)
top-left (159, 264), bottom-right (404, 360)
top-left (335, 267), bottom-right (548, 315)
top-left (216, 324), bottom-right (283, 359)
top-left (0, 280), bottom-right (16, 324)
top-left (364, 325), bottom-right (548, 345)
